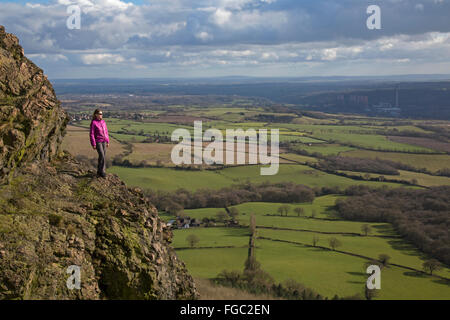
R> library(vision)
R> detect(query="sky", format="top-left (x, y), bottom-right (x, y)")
top-left (0, 0), bottom-right (449, 79)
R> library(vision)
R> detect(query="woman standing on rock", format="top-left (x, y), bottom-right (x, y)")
top-left (90, 109), bottom-right (110, 178)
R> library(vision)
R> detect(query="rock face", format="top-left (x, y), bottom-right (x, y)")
top-left (0, 26), bottom-right (198, 300)
top-left (0, 25), bottom-right (68, 183)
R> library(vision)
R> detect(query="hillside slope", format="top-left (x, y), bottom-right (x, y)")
top-left (0, 25), bottom-right (197, 299)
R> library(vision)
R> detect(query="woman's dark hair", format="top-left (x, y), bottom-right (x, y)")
top-left (92, 108), bottom-right (102, 120)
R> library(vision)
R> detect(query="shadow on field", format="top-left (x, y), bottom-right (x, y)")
top-left (347, 280), bottom-right (366, 285)
top-left (347, 271), bottom-right (366, 277)
top-left (224, 228), bottom-right (250, 239)
top-left (403, 271), bottom-right (427, 278)
top-left (371, 224), bottom-right (397, 237)
top-left (432, 278), bottom-right (450, 286)
top-left (387, 238), bottom-right (427, 259)
top-left (323, 207), bottom-right (341, 219)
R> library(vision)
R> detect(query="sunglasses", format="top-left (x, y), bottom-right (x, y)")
top-left (97, 112), bottom-right (103, 115)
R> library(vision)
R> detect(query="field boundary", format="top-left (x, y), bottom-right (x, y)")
top-left (255, 225), bottom-right (401, 239)
top-left (258, 236), bottom-right (450, 282)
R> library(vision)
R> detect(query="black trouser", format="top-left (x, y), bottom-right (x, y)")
top-left (96, 142), bottom-right (106, 176)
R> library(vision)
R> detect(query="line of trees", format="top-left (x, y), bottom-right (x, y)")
top-left (144, 181), bottom-right (316, 213)
top-left (335, 185), bottom-right (450, 265)
top-left (316, 156), bottom-right (401, 175)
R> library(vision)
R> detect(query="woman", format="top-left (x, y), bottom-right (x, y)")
top-left (89, 109), bottom-right (110, 178)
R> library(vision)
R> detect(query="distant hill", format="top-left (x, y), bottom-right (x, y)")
top-left (52, 77), bottom-right (450, 120)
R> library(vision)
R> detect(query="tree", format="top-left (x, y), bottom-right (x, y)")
top-left (216, 210), bottom-right (228, 223)
top-left (277, 206), bottom-right (284, 216)
top-left (177, 210), bottom-right (186, 218)
top-left (294, 207), bottom-right (305, 217)
top-left (229, 207), bottom-right (239, 219)
top-left (312, 235), bottom-right (320, 247)
top-left (365, 285), bottom-right (379, 300)
top-left (201, 217), bottom-right (209, 224)
top-left (167, 202), bottom-right (183, 216)
top-left (186, 234), bottom-right (200, 248)
top-left (244, 255), bottom-right (261, 272)
top-left (277, 204), bottom-right (291, 216)
top-left (284, 205), bottom-right (291, 216)
top-left (328, 237), bottom-right (342, 251)
top-left (249, 213), bottom-right (256, 235)
top-left (423, 259), bottom-right (443, 275)
top-left (378, 254), bottom-right (391, 267)
top-left (361, 224), bottom-right (372, 236)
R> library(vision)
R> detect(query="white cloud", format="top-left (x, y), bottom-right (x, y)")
top-left (213, 8), bottom-right (232, 25)
top-left (81, 53), bottom-right (127, 64)
top-left (196, 31), bottom-right (213, 41)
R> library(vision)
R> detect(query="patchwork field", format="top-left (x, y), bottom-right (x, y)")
top-left (65, 107), bottom-right (450, 300)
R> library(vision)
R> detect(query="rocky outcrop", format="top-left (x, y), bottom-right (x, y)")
top-left (0, 25), bottom-right (68, 184)
top-left (0, 26), bottom-right (198, 300)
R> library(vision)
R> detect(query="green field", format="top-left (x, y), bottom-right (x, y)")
top-left (172, 227), bottom-right (249, 248)
top-left (109, 164), bottom-right (406, 191)
top-left (167, 193), bottom-right (450, 299)
top-left (91, 109), bottom-right (450, 300)
top-left (341, 150), bottom-right (450, 173)
top-left (174, 235), bottom-right (450, 299)
top-left (257, 229), bottom-right (450, 278)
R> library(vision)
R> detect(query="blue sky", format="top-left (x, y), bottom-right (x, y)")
top-left (0, 0), bottom-right (449, 79)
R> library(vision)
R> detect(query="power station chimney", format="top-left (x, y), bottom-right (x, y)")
top-left (395, 85), bottom-right (399, 108)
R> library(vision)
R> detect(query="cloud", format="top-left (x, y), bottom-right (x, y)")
top-left (0, 0), bottom-right (449, 77)
top-left (81, 53), bottom-right (129, 64)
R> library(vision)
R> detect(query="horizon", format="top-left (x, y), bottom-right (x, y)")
top-left (49, 74), bottom-right (450, 81)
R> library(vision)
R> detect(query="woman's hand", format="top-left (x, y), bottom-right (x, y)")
top-left (107, 143), bottom-right (109, 148)
top-left (93, 146), bottom-right (96, 150)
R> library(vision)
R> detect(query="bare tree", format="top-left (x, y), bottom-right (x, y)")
top-left (365, 285), bottom-right (379, 300)
top-left (277, 206), bottom-right (284, 216)
top-left (423, 259), bottom-right (443, 275)
top-left (216, 211), bottom-right (228, 223)
top-left (186, 234), bottom-right (200, 248)
top-left (328, 237), bottom-right (342, 251)
top-left (312, 235), bottom-right (320, 247)
top-left (361, 224), bottom-right (372, 236)
top-left (294, 207), bottom-right (305, 217)
top-left (249, 213), bottom-right (256, 235)
top-left (378, 254), bottom-right (391, 267)
top-left (277, 204), bottom-right (291, 216)
top-left (229, 207), bottom-right (239, 220)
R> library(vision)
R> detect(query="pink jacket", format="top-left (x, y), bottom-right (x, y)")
top-left (90, 119), bottom-right (110, 147)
